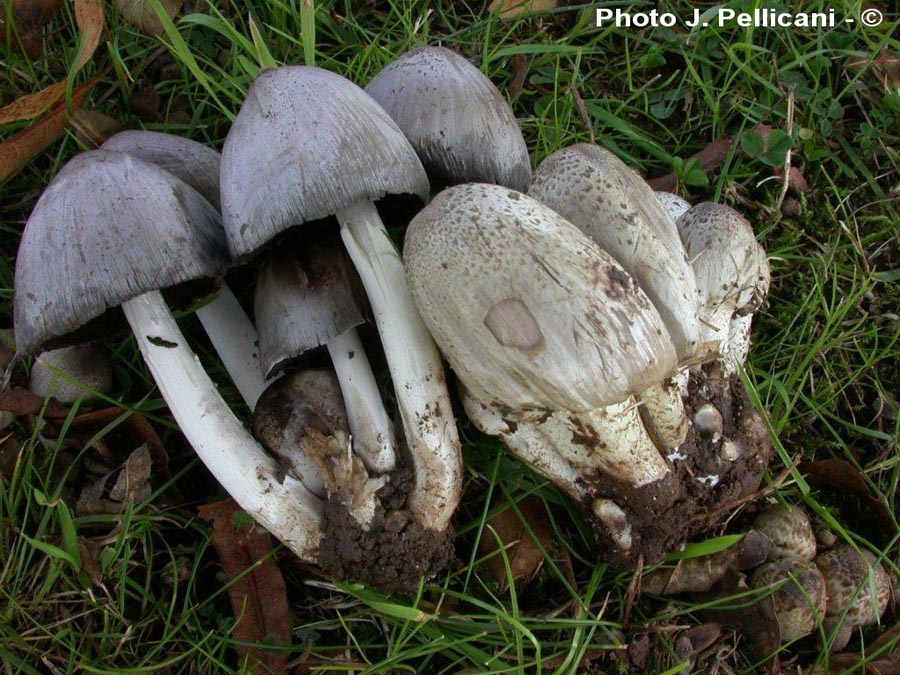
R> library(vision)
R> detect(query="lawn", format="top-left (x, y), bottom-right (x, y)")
top-left (1, 1), bottom-right (899, 673)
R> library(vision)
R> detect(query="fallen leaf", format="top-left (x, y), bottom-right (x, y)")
top-left (0, 386), bottom-right (70, 418)
top-left (72, 0), bottom-right (105, 71)
top-left (76, 444), bottom-right (152, 514)
top-left (0, 78), bottom-right (96, 184)
top-left (646, 137), bottom-right (735, 191)
top-left (199, 499), bottom-right (291, 673)
top-left (489, 0), bottom-right (557, 19)
top-left (3, 0), bottom-right (62, 58)
top-left (800, 459), bottom-right (898, 539)
top-left (0, 81), bottom-right (68, 125)
top-left (113, 0), bottom-right (183, 36)
top-left (642, 530), bottom-right (771, 595)
top-left (674, 623), bottom-right (722, 660)
top-left (480, 493), bottom-right (559, 590)
top-left (72, 108), bottom-right (123, 147)
top-left (130, 81), bottom-right (160, 119)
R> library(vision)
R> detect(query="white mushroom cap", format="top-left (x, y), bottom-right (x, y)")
top-left (221, 66), bottom-right (429, 260)
top-left (254, 234), bottom-right (365, 378)
top-left (29, 344), bottom-right (113, 403)
top-left (103, 130), bottom-right (222, 209)
top-left (404, 183), bottom-right (676, 416)
top-left (365, 46), bottom-right (531, 191)
top-left (14, 150), bottom-right (227, 356)
top-left (530, 144), bottom-right (700, 361)
top-left (655, 191), bottom-right (691, 222)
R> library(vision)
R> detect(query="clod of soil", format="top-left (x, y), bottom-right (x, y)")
top-left (318, 467), bottom-right (455, 595)
top-left (584, 363), bottom-right (773, 567)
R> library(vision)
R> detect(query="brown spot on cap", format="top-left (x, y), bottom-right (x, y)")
top-left (484, 298), bottom-right (544, 354)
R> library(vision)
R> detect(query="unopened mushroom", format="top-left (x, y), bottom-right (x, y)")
top-left (676, 202), bottom-right (770, 369)
top-left (531, 144), bottom-right (701, 448)
top-left (29, 344), bottom-right (112, 404)
top-left (751, 560), bottom-right (827, 642)
top-left (656, 191), bottom-right (692, 222)
top-left (254, 233), bottom-right (396, 476)
top-left (365, 46), bottom-right (531, 192)
top-left (753, 504), bottom-right (817, 563)
top-left (14, 150), bottom-right (322, 562)
top-left (101, 130), bottom-right (268, 409)
top-left (405, 183), bottom-right (674, 506)
top-left (220, 66), bottom-right (462, 584)
top-left (815, 544), bottom-right (893, 651)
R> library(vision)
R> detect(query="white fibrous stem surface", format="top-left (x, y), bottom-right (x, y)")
top-left (338, 200), bottom-right (461, 531)
top-left (123, 291), bottom-right (322, 562)
top-left (327, 328), bottom-right (397, 474)
top-left (639, 381), bottom-right (688, 449)
top-left (195, 285), bottom-right (271, 410)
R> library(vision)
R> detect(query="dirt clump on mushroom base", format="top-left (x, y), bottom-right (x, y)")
top-left (586, 365), bottom-right (773, 568)
top-left (318, 466), bottom-right (455, 595)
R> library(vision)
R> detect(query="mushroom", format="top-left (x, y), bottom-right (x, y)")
top-left (655, 191), bottom-right (692, 222)
top-left (815, 544), bottom-right (893, 651)
top-left (365, 46), bottom-right (531, 192)
top-left (751, 560), bottom-right (827, 642)
top-left (675, 202), bottom-right (770, 370)
top-left (753, 503), bottom-right (817, 563)
top-left (13, 150), bottom-right (322, 562)
top-left (220, 66), bottom-right (462, 581)
top-left (530, 144), bottom-right (701, 448)
top-left (101, 130), bottom-right (268, 409)
top-left (405, 183), bottom-right (674, 510)
top-left (29, 344), bottom-right (113, 404)
top-left (254, 232), bottom-right (396, 477)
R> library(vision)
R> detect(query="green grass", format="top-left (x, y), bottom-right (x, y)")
top-left (2, 0), bottom-right (899, 672)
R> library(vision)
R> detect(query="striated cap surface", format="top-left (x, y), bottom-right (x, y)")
top-left (221, 66), bottom-right (429, 260)
top-left (404, 183), bottom-right (676, 416)
top-left (14, 150), bottom-right (227, 355)
top-left (365, 46), bottom-right (531, 192)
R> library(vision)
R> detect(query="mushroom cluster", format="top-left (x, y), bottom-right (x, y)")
top-left (15, 44), bottom-right (777, 592)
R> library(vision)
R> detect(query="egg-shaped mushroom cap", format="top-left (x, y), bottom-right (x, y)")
top-left (14, 150), bottom-right (227, 356)
top-left (676, 202), bottom-right (770, 316)
top-left (221, 66), bottom-right (429, 261)
top-left (365, 46), bottom-right (531, 192)
top-left (655, 191), bottom-right (691, 222)
top-left (405, 183), bottom-right (676, 416)
top-left (255, 233), bottom-right (366, 378)
top-left (531, 144), bottom-right (700, 360)
top-left (103, 130), bottom-right (222, 210)
top-left (816, 544), bottom-right (892, 628)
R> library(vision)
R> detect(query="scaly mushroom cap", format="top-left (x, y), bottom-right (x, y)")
top-left (103, 130), bottom-right (222, 209)
top-left (676, 202), bottom-right (770, 323)
top-left (30, 344), bottom-right (113, 404)
top-left (221, 66), bottom-right (429, 260)
top-left (365, 46), bottom-right (531, 192)
top-left (530, 144), bottom-right (700, 360)
top-left (753, 504), bottom-right (817, 563)
top-left (254, 233), bottom-right (366, 378)
top-left (656, 191), bottom-right (692, 222)
top-left (14, 150), bottom-right (227, 356)
top-left (816, 545), bottom-right (892, 628)
top-left (404, 183), bottom-right (676, 416)
top-left (752, 560), bottom-right (827, 642)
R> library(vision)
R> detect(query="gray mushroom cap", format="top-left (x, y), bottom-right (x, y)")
top-left (102, 130), bottom-right (222, 209)
top-left (530, 144), bottom-right (700, 360)
top-left (221, 66), bottom-right (429, 260)
top-left (676, 202), bottom-right (771, 318)
top-left (14, 150), bottom-right (227, 356)
top-left (364, 46), bottom-right (531, 192)
top-left (30, 344), bottom-right (113, 404)
top-left (404, 183), bottom-right (676, 416)
top-left (255, 235), bottom-right (366, 378)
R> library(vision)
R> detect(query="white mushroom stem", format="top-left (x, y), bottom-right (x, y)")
top-left (122, 291), bottom-right (322, 561)
top-left (195, 285), bottom-right (271, 410)
top-left (326, 328), bottom-right (397, 474)
top-left (337, 200), bottom-right (461, 531)
top-left (726, 314), bottom-right (754, 370)
top-left (639, 381), bottom-right (688, 450)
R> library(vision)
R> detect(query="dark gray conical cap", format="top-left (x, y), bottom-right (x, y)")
top-left (14, 150), bottom-right (228, 356)
top-left (255, 235), bottom-right (366, 378)
top-left (103, 130), bottom-right (222, 209)
top-left (221, 66), bottom-right (429, 260)
top-left (365, 46), bottom-right (531, 192)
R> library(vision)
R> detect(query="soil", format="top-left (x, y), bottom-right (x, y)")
top-left (317, 466), bottom-right (455, 595)
top-left (583, 363), bottom-right (773, 567)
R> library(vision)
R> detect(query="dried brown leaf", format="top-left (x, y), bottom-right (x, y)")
top-left (199, 499), bottom-right (291, 673)
top-left (76, 444), bottom-right (152, 514)
top-left (0, 81), bottom-right (67, 125)
top-left (11, 0), bottom-right (61, 30)
top-left (0, 78), bottom-right (95, 184)
top-left (480, 494), bottom-right (557, 590)
top-left (489, 0), bottom-right (557, 19)
top-left (73, 0), bottom-right (105, 71)
top-left (72, 108), bottom-right (123, 147)
top-left (646, 137), bottom-right (735, 191)
top-left (0, 386), bottom-right (70, 418)
top-left (130, 81), bottom-right (161, 119)
top-left (113, 0), bottom-right (183, 36)
top-left (800, 458), bottom-right (898, 538)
